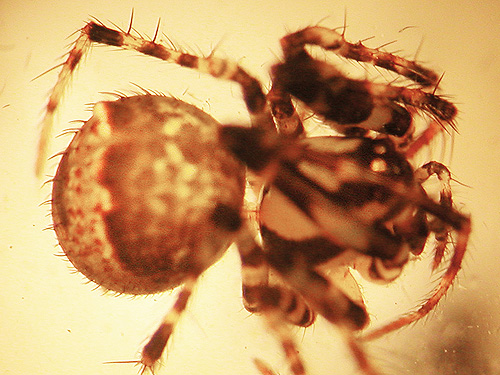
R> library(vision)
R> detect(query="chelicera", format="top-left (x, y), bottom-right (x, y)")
top-left (37, 18), bottom-right (471, 375)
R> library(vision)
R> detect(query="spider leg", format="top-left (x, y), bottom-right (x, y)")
top-left (140, 276), bottom-right (198, 372)
top-left (237, 225), bottom-right (315, 327)
top-left (37, 20), bottom-right (276, 176)
top-left (268, 252), bottom-right (368, 330)
top-left (237, 228), bottom-right (270, 313)
top-left (235, 227), bottom-right (307, 375)
top-left (414, 161), bottom-right (454, 270)
top-left (267, 82), bottom-right (304, 138)
top-left (36, 24), bottom-right (92, 176)
top-left (274, 26), bottom-right (457, 139)
top-left (362, 164), bottom-right (470, 341)
top-left (267, 251), bottom-right (382, 375)
top-left (280, 26), bottom-right (439, 87)
top-left (272, 54), bottom-right (456, 137)
top-left (85, 22), bottom-right (273, 124)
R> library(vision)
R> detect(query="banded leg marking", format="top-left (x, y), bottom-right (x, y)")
top-left (141, 276), bottom-right (198, 371)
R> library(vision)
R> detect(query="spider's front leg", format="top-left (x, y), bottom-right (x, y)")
top-left (362, 161), bottom-right (469, 341)
top-left (273, 26), bottom-right (457, 142)
top-left (280, 26), bottom-right (440, 87)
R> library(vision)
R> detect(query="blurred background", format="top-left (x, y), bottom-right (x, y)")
top-left (1, 1), bottom-right (499, 374)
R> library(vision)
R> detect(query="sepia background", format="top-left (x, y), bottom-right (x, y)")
top-left (1, 0), bottom-right (499, 374)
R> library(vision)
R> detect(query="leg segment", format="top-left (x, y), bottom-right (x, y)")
top-left (414, 161), bottom-right (453, 269)
top-left (237, 225), bottom-right (315, 327)
top-left (268, 253), bottom-right (368, 330)
top-left (266, 248), bottom-right (382, 375)
top-left (235, 227), bottom-right (308, 375)
top-left (36, 25), bottom-right (92, 176)
top-left (280, 26), bottom-right (439, 87)
top-left (266, 82), bottom-right (304, 138)
top-left (85, 22), bottom-right (273, 126)
top-left (140, 276), bottom-right (198, 372)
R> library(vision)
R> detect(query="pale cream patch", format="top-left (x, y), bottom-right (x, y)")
top-left (260, 188), bottom-right (321, 241)
top-left (297, 160), bottom-right (341, 192)
top-left (370, 158), bottom-right (388, 173)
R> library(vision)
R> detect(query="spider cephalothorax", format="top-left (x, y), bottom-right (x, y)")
top-left (38, 19), bottom-right (470, 375)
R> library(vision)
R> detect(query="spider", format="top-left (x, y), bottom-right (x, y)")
top-left (37, 18), bottom-right (471, 375)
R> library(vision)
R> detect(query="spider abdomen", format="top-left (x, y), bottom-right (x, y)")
top-left (52, 95), bottom-right (245, 294)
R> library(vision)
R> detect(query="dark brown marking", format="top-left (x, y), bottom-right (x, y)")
top-left (178, 53), bottom-right (198, 68)
top-left (67, 50), bottom-right (83, 71)
top-left (87, 22), bottom-right (124, 47)
top-left (233, 68), bottom-right (267, 114)
top-left (141, 322), bottom-right (173, 365)
top-left (210, 203), bottom-right (242, 232)
top-left (137, 41), bottom-right (171, 60)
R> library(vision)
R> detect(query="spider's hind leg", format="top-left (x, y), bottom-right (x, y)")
top-left (140, 276), bottom-right (199, 372)
top-left (37, 20), bottom-right (278, 176)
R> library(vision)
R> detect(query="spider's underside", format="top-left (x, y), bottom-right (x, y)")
top-left (38, 19), bottom-right (470, 375)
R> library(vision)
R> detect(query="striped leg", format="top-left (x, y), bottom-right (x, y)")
top-left (274, 26), bottom-right (457, 138)
top-left (36, 20), bottom-right (275, 176)
top-left (280, 26), bottom-right (439, 87)
top-left (237, 225), bottom-right (315, 327)
top-left (237, 228), bottom-right (270, 314)
top-left (235, 227), bottom-right (309, 375)
top-left (267, 252), bottom-right (380, 375)
top-left (140, 276), bottom-right (198, 372)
